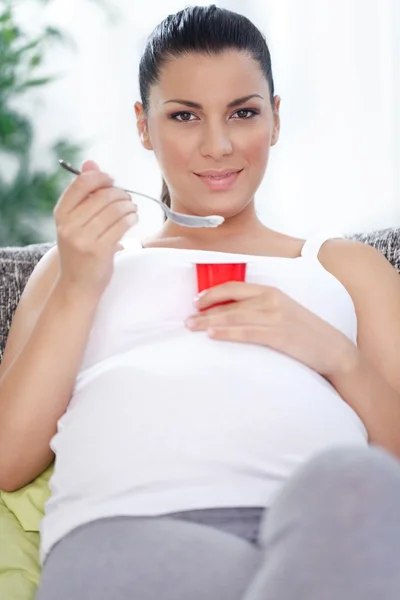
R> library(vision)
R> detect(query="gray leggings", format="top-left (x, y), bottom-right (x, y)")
top-left (35, 446), bottom-right (400, 600)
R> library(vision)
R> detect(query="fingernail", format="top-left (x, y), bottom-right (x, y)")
top-left (185, 317), bottom-right (197, 329)
top-left (193, 292), bottom-right (205, 306)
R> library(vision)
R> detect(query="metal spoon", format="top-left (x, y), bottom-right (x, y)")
top-left (59, 160), bottom-right (225, 229)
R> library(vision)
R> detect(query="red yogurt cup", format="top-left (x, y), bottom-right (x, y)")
top-left (195, 263), bottom-right (247, 310)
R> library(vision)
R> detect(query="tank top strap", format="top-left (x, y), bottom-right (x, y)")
top-left (300, 231), bottom-right (345, 260)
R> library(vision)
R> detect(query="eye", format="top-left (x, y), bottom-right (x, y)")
top-left (232, 108), bottom-right (260, 120)
top-left (170, 111), bottom-right (197, 122)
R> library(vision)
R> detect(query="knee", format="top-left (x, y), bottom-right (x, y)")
top-left (272, 445), bottom-right (400, 520)
top-left (302, 445), bottom-right (400, 498)
top-left (258, 446), bottom-right (400, 549)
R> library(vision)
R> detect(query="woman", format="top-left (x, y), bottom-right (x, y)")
top-left (0, 5), bottom-right (400, 599)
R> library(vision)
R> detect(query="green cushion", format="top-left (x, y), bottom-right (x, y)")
top-left (0, 495), bottom-right (40, 600)
top-left (0, 464), bottom-right (53, 600)
top-left (1, 464), bottom-right (53, 531)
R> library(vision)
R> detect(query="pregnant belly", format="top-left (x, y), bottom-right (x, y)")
top-left (50, 339), bottom-right (368, 499)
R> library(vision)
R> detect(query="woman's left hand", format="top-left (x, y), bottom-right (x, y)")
top-left (185, 282), bottom-right (359, 380)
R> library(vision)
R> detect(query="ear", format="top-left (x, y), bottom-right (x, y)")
top-left (270, 95), bottom-right (281, 147)
top-left (134, 101), bottom-right (153, 150)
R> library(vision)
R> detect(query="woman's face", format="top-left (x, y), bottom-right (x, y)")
top-left (135, 50), bottom-right (280, 219)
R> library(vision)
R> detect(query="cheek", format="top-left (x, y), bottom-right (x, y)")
top-left (230, 126), bottom-right (271, 195)
top-left (239, 128), bottom-right (271, 178)
top-left (155, 128), bottom-right (193, 175)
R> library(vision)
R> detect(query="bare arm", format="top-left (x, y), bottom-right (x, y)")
top-left (319, 239), bottom-right (400, 457)
top-left (0, 159), bottom-right (136, 492)
top-left (0, 250), bottom-right (102, 492)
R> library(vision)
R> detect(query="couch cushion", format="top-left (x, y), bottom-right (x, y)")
top-left (346, 227), bottom-right (400, 273)
top-left (0, 242), bottom-right (56, 363)
top-left (0, 495), bottom-right (41, 600)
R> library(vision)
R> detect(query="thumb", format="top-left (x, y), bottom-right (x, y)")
top-left (81, 159), bottom-right (101, 172)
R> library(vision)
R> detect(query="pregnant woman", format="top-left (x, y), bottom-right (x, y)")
top-left (1, 5), bottom-right (400, 600)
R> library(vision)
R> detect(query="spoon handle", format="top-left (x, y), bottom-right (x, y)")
top-left (59, 160), bottom-right (81, 176)
top-left (59, 160), bottom-right (164, 208)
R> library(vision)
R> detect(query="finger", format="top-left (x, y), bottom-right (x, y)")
top-left (82, 159), bottom-right (101, 172)
top-left (196, 296), bottom-right (260, 317)
top-left (186, 308), bottom-right (265, 331)
top-left (92, 198), bottom-right (138, 238)
top-left (55, 170), bottom-right (114, 219)
top-left (97, 210), bottom-right (139, 246)
top-left (194, 281), bottom-right (266, 310)
top-left (207, 325), bottom-right (268, 345)
top-left (69, 189), bottom-right (136, 229)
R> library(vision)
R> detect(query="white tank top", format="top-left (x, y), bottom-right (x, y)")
top-left (39, 232), bottom-right (368, 563)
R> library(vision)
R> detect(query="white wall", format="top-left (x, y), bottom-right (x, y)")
top-left (249, 0), bottom-right (400, 236)
top-left (11, 0), bottom-right (400, 240)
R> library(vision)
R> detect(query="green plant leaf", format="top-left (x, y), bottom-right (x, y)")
top-left (29, 53), bottom-right (42, 68)
top-left (0, 108), bottom-right (33, 153)
top-left (2, 25), bottom-right (20, 46)
top-left (14, 76), bottom-right (56, 91)
top-left (43, 25), bottom-right (64, 41)
top-left (0, 10), bottom-right (12, 26)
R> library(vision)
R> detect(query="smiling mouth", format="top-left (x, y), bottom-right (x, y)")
top-left (194, 169), bottom-right (243, 191)
top-left (204, 173), bottom-right (235, 180)
top-left (196, 169), bottom-right (243, 179)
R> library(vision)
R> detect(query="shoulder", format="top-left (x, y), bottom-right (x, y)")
top-left (318, 236), bottom-right (394, 278)
top-left (317, 237), bottom-right (400, 396)
top-left (317, 237), bottom-right (400, 305)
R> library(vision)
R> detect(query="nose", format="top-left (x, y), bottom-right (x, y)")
top-left (199, 122), bottom-right (233, 160)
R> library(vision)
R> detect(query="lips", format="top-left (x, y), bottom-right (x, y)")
top-left (195, 169), bottom-right (243, 191)
top-left (196, 169), bottom-right (242, 178)
top-left (203, 173), bottom-right (236, 180)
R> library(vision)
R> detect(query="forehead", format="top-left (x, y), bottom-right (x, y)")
top-left (150, 50), bottom-right (268, 107)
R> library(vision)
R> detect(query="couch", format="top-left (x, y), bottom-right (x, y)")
top-left (0, 228), bottom-right (400, 600)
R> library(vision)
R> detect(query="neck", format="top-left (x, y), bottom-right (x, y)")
top-left (160, 201), bottom-right (266, 246)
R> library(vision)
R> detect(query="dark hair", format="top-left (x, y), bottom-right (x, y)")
top-left (139, 5), bottom-right (275, 209)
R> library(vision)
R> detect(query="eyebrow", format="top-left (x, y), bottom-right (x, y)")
top-left (163, 94), bottom-right (264, 109)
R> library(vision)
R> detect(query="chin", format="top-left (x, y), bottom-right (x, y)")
top-left (175, 185), bottom-right (253, 218)
top-left (203, 198), bottom-right (252, 219)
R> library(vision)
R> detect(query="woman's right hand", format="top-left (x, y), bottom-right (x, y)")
top-left (53, 160), bottom-right (138, 297)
